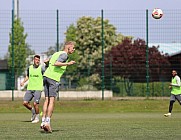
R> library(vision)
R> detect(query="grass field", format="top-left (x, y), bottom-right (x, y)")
top-left (1, 99), bottom-right (181, 140)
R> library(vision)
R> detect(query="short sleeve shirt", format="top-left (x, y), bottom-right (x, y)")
top-left (56, 52), bottom-right (68, 63)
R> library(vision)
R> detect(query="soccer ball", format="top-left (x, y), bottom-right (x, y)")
top-left (152, 8), bottom-right (163, 19)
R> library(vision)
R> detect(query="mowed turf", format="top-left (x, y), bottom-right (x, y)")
top-left (0, 99), bottom-right (181, 140)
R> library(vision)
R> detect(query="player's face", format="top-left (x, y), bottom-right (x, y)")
top-left (68, 44), bottom-right (75, 54)
top-left (172, 70), bottom-right (177, 76)
top-left (34, 57), bottom-right (40, 66)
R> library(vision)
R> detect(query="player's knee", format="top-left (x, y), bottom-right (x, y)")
top-left (34, 100), bottom-right (40, 105)
top-left (23, 101), bottom-right (28, 106)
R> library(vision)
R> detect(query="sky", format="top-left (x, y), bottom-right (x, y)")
top-left (0, 0), bottom-right (181, 10)
top-left (1, 0), bottom-right (181, 58)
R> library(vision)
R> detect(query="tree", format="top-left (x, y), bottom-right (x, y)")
top-left (65, 24), bottom-right (76, 42)
top-left (105, 38), bottom-right (170, 81)
top-left (8, 18), bottom-right (28, 77)
top-left (65, 16), bottom-right (128, 89)
top-left (64, 24), bottom-right (79, 83)
top-left (74, 16), bottom-right (125, 71)
top-left (104, 38), bottom-right (171, 94)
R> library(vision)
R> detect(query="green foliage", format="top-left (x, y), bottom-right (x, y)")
top-left (65, 16), bottom-right (127, 89)
top-left (66, 51), bottom-right (79, 75)
top-left (65, 24), bottom-right (76, 42)
top-left (113, 81), bottom-right (170, 97)
top-left (8, 18), bottom-right (28, 77)
top-left (74, 16), bottom-right (121, 69)
top-left (76, 74), bottom-right (101, 90)
top-left (89, 73), bottom-right (101, 89)
top-left (77, 17), bottom-right (130, 66)
top-left (78, 77), bottom-right (89, 87)
top-left (64, 24), bottom-right (79, 80)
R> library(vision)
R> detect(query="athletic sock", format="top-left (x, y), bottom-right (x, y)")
top-left (42, 117), bottom-right (46, 122)
top-left (46, 117), bottom-right (51, 124)
top-left (31, 108), bottom-right (35, 114)
top-left (36, 114), bottom-right (40, 119)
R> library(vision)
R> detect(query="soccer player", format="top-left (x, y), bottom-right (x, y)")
top-left (41, 41), bottom-right (76, 132)
top-left (164, 70), bottom-right (181, 117)
top-left (20, 55), bottom-right (44, 123)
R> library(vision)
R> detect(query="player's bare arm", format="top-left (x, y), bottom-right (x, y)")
top-left (20, 76), bottom-right (29, 87)
top-left (54, 60), bottom-right (76, 66)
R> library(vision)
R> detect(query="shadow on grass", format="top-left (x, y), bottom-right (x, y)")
top-left (20, 120), bottom-right (32, 122)
top-left (40, 129), bottom-right (62, 134)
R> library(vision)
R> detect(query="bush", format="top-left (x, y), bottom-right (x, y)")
top-left (113, 81), bottom-right (170, 97)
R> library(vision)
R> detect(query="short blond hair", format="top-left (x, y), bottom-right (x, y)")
top-left (64, 41), bottom-right (75, 46)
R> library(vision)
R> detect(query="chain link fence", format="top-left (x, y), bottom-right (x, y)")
top-left (0, 9), bottom-right (181, 97)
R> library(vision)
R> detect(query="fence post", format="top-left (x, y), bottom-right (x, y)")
top-left (56, 9), bottom-right (59, 52)
top-left (101, 9), bottom-right (105, 100)
top-left (146, 9), bottom-right (150, 96)
top-left (11, 9), bottom-right (15, 101)
top-left (56, 9), bottom-right (60, 101)
top-left (110, 55), bottom-right (113, 91)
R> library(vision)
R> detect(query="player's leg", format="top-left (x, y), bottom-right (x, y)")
top-left (43, 78), bottom-right (58, 133)
top-left (175, 94), bottom-right (181, 105)
top-left (23, 90), bottom-right (36, 121)
top-left (164, 94), bottom-right (175, 117)
top-left (43, 96), bottom-right (55, 133)
top-left (40, 97), bottom-right (49, 128)
top-left (46, 96), bottom-right (55, 119)
top-left (41, 77), bottom-right (49, 128)
top-left (32, 91), bottom-right (41, 123)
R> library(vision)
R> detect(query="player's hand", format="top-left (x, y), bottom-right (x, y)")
top-left (20, 82), bottom-right (24, 87)
top-left (68, 61), bottom-right (76, 65)
top-left (169, 86), bottom-right (172, 89)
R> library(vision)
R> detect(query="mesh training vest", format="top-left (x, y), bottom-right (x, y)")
top-left (43, 51), bottom-right (68, 82)
top-left (27, 65), bottom-right (43, 90)
top-left (171, 76), bottom-right (181, 95)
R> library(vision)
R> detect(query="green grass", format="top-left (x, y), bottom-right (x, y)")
top-left (1, 99), bottom-right (181, 140)
top-left (0, 99), bottom-right (179, 113)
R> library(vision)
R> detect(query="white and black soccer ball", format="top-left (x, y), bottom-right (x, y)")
top-left (152, 8), bottom-right (163, 19)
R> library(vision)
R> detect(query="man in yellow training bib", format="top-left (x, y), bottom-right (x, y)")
top-left (41, 41), bottom-right (76, 132)
top-left (21, 55), bottom-right (44, 123)
top-left (164, 70), bottom-right (181, 117)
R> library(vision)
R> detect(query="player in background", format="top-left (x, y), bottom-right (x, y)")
top-left (41, 41), bottom-right (76, 132)
top-left (164, 70), bottom-right (181, 117)
top-left (20, 55), bottom-right (45, 123)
